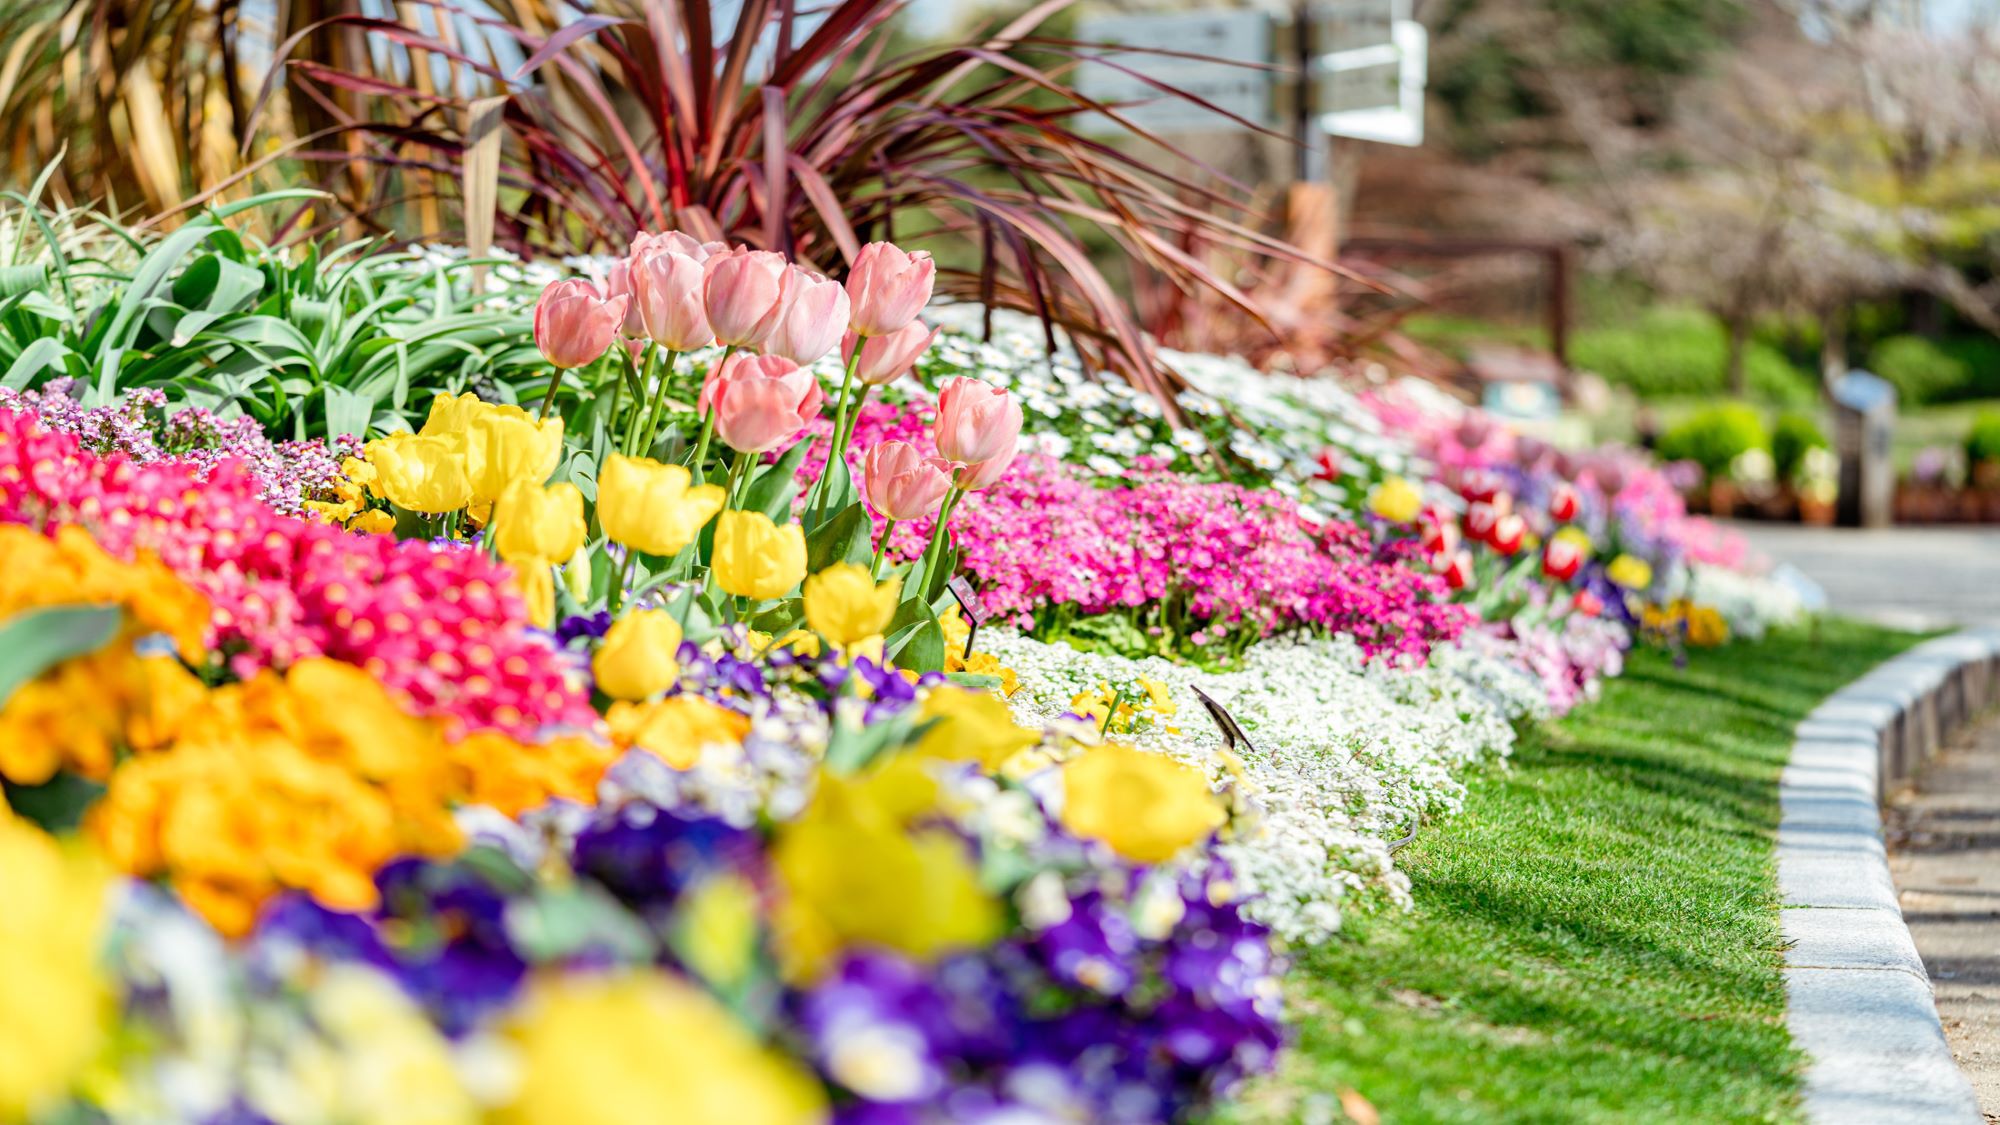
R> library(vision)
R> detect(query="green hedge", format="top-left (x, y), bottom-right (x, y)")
top-left (1571, 308), bottom-right (1816, 406)
top-left (1866, 334), bottom-right (2000, 405)
top-left (1770, 411), bottom-right (1828, 481)
top-left (1967, 410), bottom-right (2000, 467)
top-left (1657, 403), bottom-right (1770, 479)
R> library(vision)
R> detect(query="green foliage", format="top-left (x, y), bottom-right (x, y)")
top-left (1229, 620), bottom-right (1925, 1124)
top-left (1770, 411), bottom-right (1829, 481)
top-left (1571, 307), bottom-right (1815, 406)
top-left (0, 193), bottom-right (549, 440)
top-left (1399, 314), bottom-right (1551, 360)
top-left (1656, 403), bottom-right (1769, 479)
top-left (1864, 334), bottom-right (2000, 405)
top-left (1965, 410), bottom-right (2000, 468)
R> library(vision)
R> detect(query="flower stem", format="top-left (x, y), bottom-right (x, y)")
top-left (637, 347), bottom-right (681, 454)
top-left (808, 349), bottom-right (863, 519)
top-left (686, 345), bottom-right (734, 484)
top-left (619, 343), bottom-right (657, 456)
top-left (869, 517), bottom-right (897, 579)
top-left (915, 486), bottom-right (963, 599)
top-left (536, 364), bottom-right (566, 421)
top-left (723, 448), bottom-right (754, 510)
top-left (609, 548), bottom-right (636, 615)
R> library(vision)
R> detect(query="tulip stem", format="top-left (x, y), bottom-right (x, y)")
top-left (618, 344), bottom-right (654, 456)
top-left (637, 347), bottom-right (681, 455)
top-left (609, 548), bottom-right (637, 616)
top-left (915, 485), bottom-right (963, 600)
top-left (870, 517), bottom-right (897, 579)
top-left (536, 365), bottom-right (566, 422)
top-left (808, 349), bottom-right (864, 520)
top-left (686, 345), bottom-right (735, 484)
top-left (723, 448), bottom-right (755, 511)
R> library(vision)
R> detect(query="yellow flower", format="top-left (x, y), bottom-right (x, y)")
top-left (773, 762), bottom-right (1001, 981)
top-left (679, 874), bottom-right (762, 990)
top-left (513, 562), bottom-right (556, 630)
top-left (364, 432), bottom-right (473, 513)
top-left (606, 696), bottom-right (750, 769)
top-left (492, 479), bottom-right (586, 565)
top-left (712, 511), bottom-right (807, 601)
top-left (348, 509), bottom-right (395, 535)
top-left (1367, 475), bottom-right (1423, 524)
top-left (465, 405), bottom-right (565, 503)
top-left (909, 687), bottom-right (1039, 772)
top-left (803, 564), bottom-right (901, 648)
top-left (1060, 744), bottom-right (1224, 864)
top-left (450, 731), bottom-right (617, 817)
top-left (598, 454), bottom-right (727, 558)
top-left (341, 454), bottom-right (379, 493)
top-left (0, 815), bottom-right (107, 1122)
top-left (593, 610), bottom-right (684, 701)
top-left (958, 652), bottom-right (1019, 697)
top-left (1605, 554), bottom-right (1654, 590)
top-left (496, 970), bottom-right (826, 1125)
top-left (290, 965), bottom-right (479, 1124)
top-left (1552, 525), bottom-right (1592, 553)
top-left (418, 391), bottom-right (489, 439)
top-left (304, 499), bottom-right (357, 525)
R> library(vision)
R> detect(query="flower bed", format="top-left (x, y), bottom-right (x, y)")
top-left (0, 228), bottom-right (1807, 1122)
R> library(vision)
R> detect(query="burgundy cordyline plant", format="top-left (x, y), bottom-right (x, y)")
top-left (232, 0), bottom-right (1342, 405)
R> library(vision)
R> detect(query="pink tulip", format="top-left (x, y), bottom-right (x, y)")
top-left (952, 437), bottom-right (1017, 492)
top-left (649, 230), bottom-right (727, 261)
top-left (863, 440), bottom-right (953, 521)
top-left (842, 321), bottom-right (939, 387)
top-left (934, 377), bottom-right (1022, 468)
top-left (763, 267), bottom-right (851, 365)
top-left (630, 242), bottom-right (715, 351)
top-left (699, 352), bottom-right (825, 453)
top-left (533, 279), bottom-right (628, 370)
top-left (845, 241), bottom-right (935, 337)
top-left (702, 249), bottom-right (790, 348)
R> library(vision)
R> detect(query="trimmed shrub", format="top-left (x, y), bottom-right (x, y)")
top-left (1771, 411), bottom-right (1829, 482)
top-left (1866, 336), bottom-right (1965, 405)
top-left (1657, 403), bottom-right (1770, 480)
top-left (1966, 411), bottom-right (2000, 469)
top-left (1571, 307), bottom-right (1816, 406)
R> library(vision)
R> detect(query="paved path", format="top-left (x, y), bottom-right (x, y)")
top-left (1887, 719), bottom-right (2000, 1120)
top-left (1727, 523), bottom-right (2000, 630)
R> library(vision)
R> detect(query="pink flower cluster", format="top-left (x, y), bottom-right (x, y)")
top-left (0, 380), bottom-right (359, 516)
top-left (812, 402), bottom-right (1471, 662)
top-left (0, 408), bottom-right (592, 740)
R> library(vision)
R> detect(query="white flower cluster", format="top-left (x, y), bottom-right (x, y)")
top-left (1681, 562), bottom-right (1810, 641)
top-left (980, 629), bottom-right (1543, 945)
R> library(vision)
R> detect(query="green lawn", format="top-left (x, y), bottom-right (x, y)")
top-left (1229, 619), bottom-right (1925, 1124)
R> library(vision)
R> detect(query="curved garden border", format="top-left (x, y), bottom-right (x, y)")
top-left (1780, 628), bottom-right (2000, 1123)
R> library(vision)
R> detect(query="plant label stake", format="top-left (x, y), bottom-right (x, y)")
top-left (1191, 685), bottom-right (1257, 754)
top-left (946, 575), bottom-right (988, 657)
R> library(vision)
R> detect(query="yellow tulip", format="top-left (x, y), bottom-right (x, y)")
top-left (418, 391), bottom-right (488, 439)
top-left (1060, 744), bottom-right (1224, 864)
top-left (512, 562), bottom-right (555, 630)
top-left (606, 696), bottom-right (750, 769)
top-left (909, 687), bottom-right (1039, 772)
top-left (496, 970), bottom-right (827, 1125)
top-left (598, 454), bottom-right (727, 558)
top-left (592, 610), bottom-right (683, 701)
top-left (364, 432), bottom-right (473, 514)
top-left (466, 406), bottom-right (565, 503)
top-left (347, 509), bottom-right (395, 535)
top-left (0, 816), bottom-right (108, 1122)
top-left (491, 480), bottom-right (586, 566)
top-left (1606, 554), bottom-right (1654, 590)
top-left (1366, 475), bottom-right (1423, 524)
top-left (802, 564), bottom-right (901, 648)
top-left (712, 510), bottom-right (806, 601)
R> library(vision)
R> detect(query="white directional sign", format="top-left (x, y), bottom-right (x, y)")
top-left (1077, 10), bottom-right (1276, 132)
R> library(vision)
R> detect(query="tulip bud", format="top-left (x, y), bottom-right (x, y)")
top-left (629, 241), bottom-right (715, 351)
top-left (1464, 495), bottom-right (1512, 545)
top-left (491, 479), bottom-right (586, 566)
top-left (597, 454), bottom-right (727, 558)
top-left (863, 441), bottom-right (954, 521)
top-left (845, 242), bottom-right (936, 337)
top-left (592, 610), bottom-right (683, 701)
top-left (533, 278), bottom-right (627, 370)
top-left (711, 510), bottom-right (807, 601)
top-left (763, 267), bottom-right (851, 365)
top-left (1458, 469), bottom-right (1503, 505)
top-left (952, 438), bottom-right (1017, 492)
top-left (702, 249), bottom-right (790, 348)
top-left (1439, 549), bottom-right (1473, 591)
top-left (1605, 553), bottom-right (1653, 591)
top-left (465, 406), bottom-right (565, 503)
top-left (934, 377), bottom-right (1022, 468)
top-left (1490, 514), bottom-right (1526, 556)
top-left (803, 563), bottom-right (902, 648)
top-left (842, 321), bottom-right (939, 387)
top-left (364, 432), bottom-right (473, 514)
top-left (1418, 504), bottom-right (1459, 555)
top-left (1548, 482), bottom-right (1581, 523)
top-left (699, 352), bottom-right (825, 454)
top-left (1542, 535), bottom-right (1585, 582)
top-left (1574, 588), bottom-right (1605, 617)
top-left (1312, 448), bottom-right (1341, 482)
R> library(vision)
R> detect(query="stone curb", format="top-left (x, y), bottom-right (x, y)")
top-left (1781, 629), bottom-right (2000, 1124)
